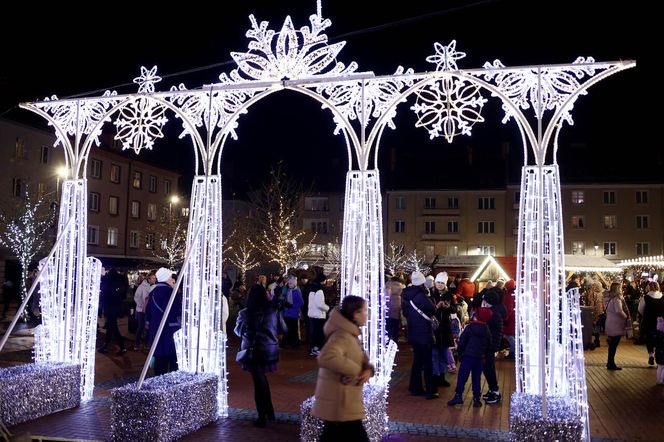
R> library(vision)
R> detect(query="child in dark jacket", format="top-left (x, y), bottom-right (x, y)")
top-left (447, 307), bottom-right (493, 407)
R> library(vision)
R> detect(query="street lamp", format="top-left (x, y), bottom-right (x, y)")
top-left (594, 243), bottom-right (599, 256)
top-left (55, 166), bottom-right (68, 200)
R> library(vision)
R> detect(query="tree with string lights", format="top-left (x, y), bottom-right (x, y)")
top-left (384, 241), bottom-right (407, 276)
top-left (404, 249), bottom-right (429, 275)
top-left (227, 242), bottom-right (259, 282)
top-left (0, 187), bottom-right (54, 318)
top-left (151, 211), bottom-right (188, 269)
top-left (250, 163), bottom-right (314, 274)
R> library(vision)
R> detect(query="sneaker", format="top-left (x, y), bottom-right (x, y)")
top-left (485, 391), bottom-right (502, 404)
top-left (116, 348), bottom-right (128, 356)
top-left (133, 345), bottom-right (140, 351)
top-left (649, 356), bottom-right (655, 366)
top-left (607, 365), bottom-right (622, 371)
top-left (482, 391), bottom-right (492, 400)
top-left (425, 392), bottom-right (439, 400)
top-left (447, 393), bottom-right (463, 406)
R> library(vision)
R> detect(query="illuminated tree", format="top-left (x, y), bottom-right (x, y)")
top-left (152, 211), bottom-right (188, 269)
top-left (0, 187), bottom-right (54, 318)
top-left (384, 241), bottom-right (407, 276)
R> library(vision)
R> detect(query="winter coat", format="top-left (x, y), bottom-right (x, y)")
top-left (638, 291), bottom-right (664, 335)
top-left (402, 285), bottom-right (435, 345)
top-left (312, 309), bottom-right (374, 422)
top-left (237, 302), bottom-right (280, 367)
top-left (485, 288), bottom-right (507, 351)
top-left (385, 281), bottom-right (404, 320)
top-left (502, 287), bottom-right (516, 336)
top-left (431, 288), bottom-right (455, 348)
top-left (604, 293), bottom-right (627, 337)
top-left (281, 287), bottom-right (304, 319)
top-left (146, 282), bottom-right (182, 357)
top-left (457, 321), bottom-right (492, 359)
top-left (308, 283), bottom-right (330, 319)
top-left (100, 272), bottom-right (128, 317)
top-left (456, 279), bottom-right (475, 299)
top-left (586, 283), bottom-right (605, 323)
top-left (456, 298), bottom-right (469, 324)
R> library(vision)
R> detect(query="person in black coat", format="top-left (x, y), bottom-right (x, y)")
top-left (481, 288), bottom-right (507, 404)
top-left (402, 272), bottom-right (438, 399)
top-left (235, 274), bottom-right (279, 428)
top-left (431, 272), bottom-right (456, 387)
top-left (447, 307), bottom-right (493, 407)
top-left (99, 268), bottom-right (128, 355)
top-left (146, 268), bottom-right (181, 375)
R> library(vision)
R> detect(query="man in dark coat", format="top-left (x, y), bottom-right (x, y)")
top-left (146, 267), bottom-right (181, 375)
top-left (481, 288), bottom-right (507, 404)
top-left (99, 268), bottom-right (128, 355)
top-left (402, 271), bottom-right (438, 399)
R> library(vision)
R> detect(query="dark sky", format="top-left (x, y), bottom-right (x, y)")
top-left (1, 1), bottom-right (655, 196)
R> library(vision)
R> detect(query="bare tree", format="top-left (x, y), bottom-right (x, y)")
top-left (0, 187), bottom-right (54, 317)
top-left (404, 249), bottom-right (430, 275)
top-left (227, 242), bottom-right (259, 282)
top-left (322, 237), bottom-right (342, 281)
top-left (384, 241), bottom-right (407, 276)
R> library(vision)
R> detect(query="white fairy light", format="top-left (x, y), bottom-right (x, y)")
top-left (33, 180), bottom-right (101, 401)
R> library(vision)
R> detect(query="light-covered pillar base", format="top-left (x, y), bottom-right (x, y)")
top-left (177, 175), bottom-right (228, 417)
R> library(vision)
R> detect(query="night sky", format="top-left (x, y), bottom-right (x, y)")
top-left (1, 1), bottom-right (654, 196)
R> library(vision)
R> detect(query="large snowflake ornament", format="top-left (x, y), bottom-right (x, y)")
top-left (412, 41), bottom-right (487, 142)
top-left (230, 13), bottom-right (358, 81)
top-left (412, 78), bottom-right (487, 142)
top-left (114, 66), bottom-right (169, 154)
top-left (477, 57), bottom-right (609, 125)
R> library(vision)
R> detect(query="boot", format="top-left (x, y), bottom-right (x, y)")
top-left (447, 393), bottom-right (463, 406)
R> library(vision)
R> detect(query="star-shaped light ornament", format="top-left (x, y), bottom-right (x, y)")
top-left (133, 65), bottom-right (162, 93)
top-left (426, 40), bottom-right (466, 71)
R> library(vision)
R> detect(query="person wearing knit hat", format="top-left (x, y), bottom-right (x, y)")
top-left (435, 272), bottom-right (448, 284)
top-left (402, 271), bottom-right (438, 399)
top-left (146, 267), bottom-right (182, 376)
top-left (480, 284), bottom-right (507, 404)
top-left (281, 275), bottom-right (304, 348)
top-left (155, 267), bottom-right (175, 284)
top-left (425, 275), bottom-right (435, 291)
top-left (431, 271), bottom-right (455, 388)
top-left (447, 306), bottom-right (492, 408)
top-left (502, 280), bottom-right (517, 360)
top-left (411, 271), bottom-right (426, 286)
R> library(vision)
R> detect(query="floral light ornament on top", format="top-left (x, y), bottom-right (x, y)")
top-left (411, 40), bottom-right (488, 142)
top-left (114, 66), bottom-right (168, 154)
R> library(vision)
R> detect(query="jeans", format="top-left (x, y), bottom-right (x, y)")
top-left (154, 354), bottom-right (178, 376)
top-left (432, 346), bottom-right (449, 376)
top-left (482, 350), bottom-right (498, 392)
top-left (321, 420), bottom-right (369, 442)
top-left (607, 335), bottom-right (622, 368)
top-left (455, 355), bottom-right (483, 397)
top-left (409, 343), bottom-right (435, 395)
top-left (250, 368), bottom-right (275, 420)
top-left (134, 312), bottom-right (146, 347)
top-left (386, 317), bottom-right (401, 343)
top-left (505, 335), bottom-right (515, 355)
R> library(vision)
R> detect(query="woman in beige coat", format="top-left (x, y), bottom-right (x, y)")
top-left (313, 295), bottom-right (374, 442)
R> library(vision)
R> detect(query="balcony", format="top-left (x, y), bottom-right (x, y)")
top-left (421, 208), bottom-right (461, 216)
top-left (421, 233), bottom-right (461, 241)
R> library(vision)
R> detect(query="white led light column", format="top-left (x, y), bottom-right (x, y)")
top-left (33, 179), bottom-right (102, 401)
top-left (175, 175), bottom-right (228, 417)
top-left (341, 170), bottom-right (386, 378)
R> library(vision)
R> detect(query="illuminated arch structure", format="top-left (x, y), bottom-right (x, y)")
top-left (15, 5), bottom-right (633, 440)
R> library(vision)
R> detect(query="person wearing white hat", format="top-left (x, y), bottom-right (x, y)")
top-left (146, 267), bottom-right (181, 376)
top-left (402, 271), bottom-right (438, 399)
top-left (424, 275), bottom-right (435, 291)
top-left (431, 272), bottom-right (454, 387)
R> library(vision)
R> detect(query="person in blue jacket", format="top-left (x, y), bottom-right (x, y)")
top-left (146, 267), bottom-right (181, 376)
top-left (281, 275), bottom-right (304, 348)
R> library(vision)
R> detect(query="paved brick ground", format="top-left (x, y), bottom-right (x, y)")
top-left (2, 314), bottom-right (663, 441)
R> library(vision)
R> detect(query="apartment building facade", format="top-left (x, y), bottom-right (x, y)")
top-left (0, 119), bottom-right (181, 278)
top-left (387, 185), bottom-right (664, 262)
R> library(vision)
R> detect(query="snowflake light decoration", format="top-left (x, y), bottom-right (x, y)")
top-left (479, 57), bottom-right (609, 125)
top-left (114, 66), bottom-right (168, 154)
top-left (133, 65), bottom-right (162, 93)
top-left (230, 13), bottom-right (357, 81)
top-left (411, 41), bottom-right (487, 143)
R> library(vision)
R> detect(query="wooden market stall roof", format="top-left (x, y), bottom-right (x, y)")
top-left (564, 255), bottom-right (622, 273)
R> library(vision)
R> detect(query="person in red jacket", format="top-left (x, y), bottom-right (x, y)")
top-left (455, 273), bottom-right (475, 303)
top-left (502, 280), bottom-right (516, 360)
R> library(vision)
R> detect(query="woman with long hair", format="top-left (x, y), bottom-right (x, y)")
top-left (235, 275), bottom-right (279, 427)
top-left (312, 295), bottom-right (374, 441)
top-left (604, 282), bottom-right (629, 370)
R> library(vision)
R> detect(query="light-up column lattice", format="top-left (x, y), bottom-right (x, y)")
top-left (33, 179), bottom-right (102, 401)
top-left (175, 175), bottom-right (228, 417)
top-left (341, 170), bottom-right (386, 379)
top-left (515, 165), bottom-right (589, 440)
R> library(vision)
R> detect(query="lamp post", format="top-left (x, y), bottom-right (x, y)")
top-left (594, 243), bottom-right (599, 256)
top-left (55, 166), bottom-right (68, 201)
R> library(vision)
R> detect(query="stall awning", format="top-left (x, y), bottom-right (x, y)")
top-left (564, 255), bottom-right (622, 273)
